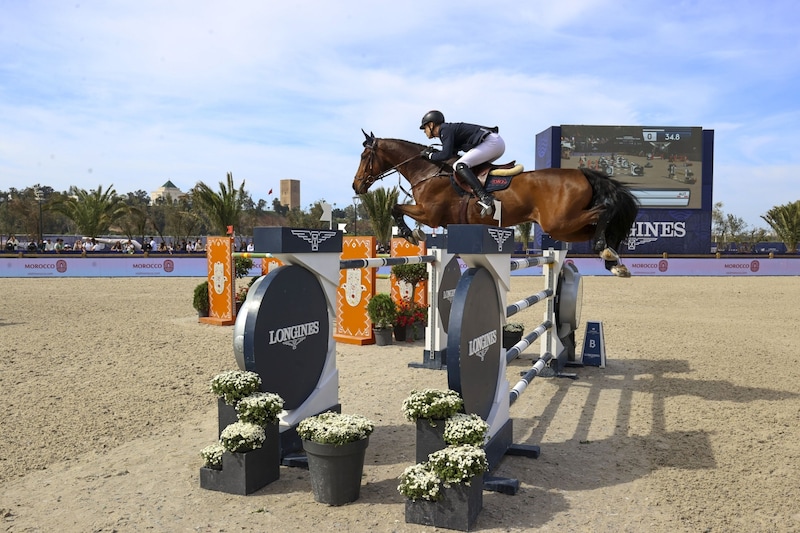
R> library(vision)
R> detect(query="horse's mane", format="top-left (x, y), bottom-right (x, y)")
top-left (380, 138), bottom-right (427, 150)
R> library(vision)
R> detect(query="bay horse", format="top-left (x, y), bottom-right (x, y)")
top-left (352, 131), bottom-right (639, 277)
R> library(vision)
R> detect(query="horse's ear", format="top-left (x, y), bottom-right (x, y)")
top-left (362, 129), bottom-right (376, 148)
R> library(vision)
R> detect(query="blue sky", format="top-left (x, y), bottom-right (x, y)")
top-left (1, 0), bottom-right (798, 229)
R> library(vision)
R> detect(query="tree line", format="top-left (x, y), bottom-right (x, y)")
top-left (1, 173), bottom-right (798, 253)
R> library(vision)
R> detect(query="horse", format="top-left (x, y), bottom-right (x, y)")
top-left (352, 131), bottom-right (639, 277)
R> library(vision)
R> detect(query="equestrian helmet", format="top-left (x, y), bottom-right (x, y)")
top-left (420, 110), bottom-right (445, 129)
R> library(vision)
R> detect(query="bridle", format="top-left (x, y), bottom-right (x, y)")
top-left (358, 132), bottom-right (449, 191)
top-left (361, 141), bottom-right (422, 187)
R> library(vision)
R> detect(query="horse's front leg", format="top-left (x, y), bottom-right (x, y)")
top-left (393, 204), bottom-right (428, 245)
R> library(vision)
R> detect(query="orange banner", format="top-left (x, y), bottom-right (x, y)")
top-left (200, 236), bottom-right (236, 326)
top-left (334, 236), bottom-right (376, 345)
top-left (390, 238), bottom-right (428, 308)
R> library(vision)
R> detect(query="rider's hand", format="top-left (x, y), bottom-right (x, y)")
top-left (421, 147), bottom-right (436, 159)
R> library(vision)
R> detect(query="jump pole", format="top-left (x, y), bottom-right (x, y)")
top-left (445, 224), bottom-right (582, 494)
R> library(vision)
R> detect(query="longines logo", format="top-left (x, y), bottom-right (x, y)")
top-left (268, 320), bottom-right (320, 350)
top-left (291, 230), bottom-right (337, 251)
top-left (625, 221), bottom-right (686, 250)
top-left (487, 228), bottom-right (513, 252)
top-left (468, 330), bottom-right (497, 361)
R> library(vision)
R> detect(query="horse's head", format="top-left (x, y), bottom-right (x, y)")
top-left (352, 129), bottom-right (380, 194)
top-left (352, 130), bottom-right (434, 195)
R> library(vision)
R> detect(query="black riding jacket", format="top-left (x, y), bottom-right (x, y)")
top-left (429, 122), bottom-right (499, 162)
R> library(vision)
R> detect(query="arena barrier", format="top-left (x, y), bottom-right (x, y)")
top-left (202, 238), bottom-right (282, 326)
top-left (445, 225), bottom-right (582, 494)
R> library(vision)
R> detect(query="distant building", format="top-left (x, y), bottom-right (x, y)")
top-left (280, 179), bottom-right (300, 209)
top-left (150, 181), bottom-right (187, 204)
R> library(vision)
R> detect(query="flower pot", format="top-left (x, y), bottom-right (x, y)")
top-left (302, 437), bottom-right (369, 506)
top-left (373, 327), bottom-right (393, 346)
top-left (394, 324), bottom-right (407, 342)
top-left (415, 418), bottom-right (447, 463)
top-left (200, 423), bottom-right (281, 495)
top-left (413, 321), bottom-right (425, 340)
top-left (217, 398), bottom-right (239, 437)
top-left (502, 330), bottom-right (524, 350)
top-left (405, 474), bottom-right (483, 531)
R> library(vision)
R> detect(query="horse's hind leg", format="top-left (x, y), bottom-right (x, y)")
top-left (592, 209), bottom-right (630, 277)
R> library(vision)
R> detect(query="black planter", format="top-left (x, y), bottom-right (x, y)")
top-left (405, 474), bottom-right (484, 531)
top-left (502, 330), bottom-right (524, 350)
top-left (303, 437), bottom-right (369, 506)
top-left (415, 418), bottom-right (447, 463)
top-left (412, 321), bottom-right (425, 340)
top-left (394, 324), bottom-right (407, 342)
top-left (200, 423), bottom-right (281, 495)
top-left (217, 398), bottom-right (239, 437)
top-left (374, 327), bottom-right (394, 346)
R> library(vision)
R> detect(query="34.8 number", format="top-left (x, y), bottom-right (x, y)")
top-left (664, 133), bottom-right (681, 141)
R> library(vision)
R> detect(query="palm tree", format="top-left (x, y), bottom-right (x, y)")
top-left (50, 185), bottom-right (127, 238)
top-left (761, 201), bottom-right (800, 253)
top-left (359, 187), bottom-right (399, 248)
top-left (516, 221), bottom-right (533, 253)
top-left (192, 172), bottom-right (247, 235)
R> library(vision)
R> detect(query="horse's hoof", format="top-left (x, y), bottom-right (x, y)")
top-left (411, 229), bottom-right (427, 242)
top-left (404, 234), bottom-right (419, 246)
top-left (611, 265), bottom-right (631, 278)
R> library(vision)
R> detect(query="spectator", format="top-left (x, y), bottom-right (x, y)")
top-left (6, 235), bottom-right (19, 251)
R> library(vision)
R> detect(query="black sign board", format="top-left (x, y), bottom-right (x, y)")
top-left (253, 226), bottom-right (342, 254)
top-left (437, 255), bottom-right (462, 334)
top-left (447, 266), bottom-right (502, 420)
top-left (238, 264), bottom-right (330, 410)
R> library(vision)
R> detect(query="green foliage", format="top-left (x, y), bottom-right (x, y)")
top-left (234, 256), bottom-right (254, 279)
top-left (401, 389), bottom-right (464, 421)
top-left (296, 412), bottom-right (374, 445)
top-left (193, 281), bottom-right (209, 313)
top-left (210, 370), bottom-right (262, 405)
top-left (235, 392), bottom-right (285, 426)
top-left (366, 293), bottom-right (397, 329)
top-left (359, 187), bottom-right (399, 247)
top-left (761, 201), bottom-right (800, 253)
top-left (391, 262), bottom-right (428, 287)
top-left (49, 185), bottom-right (128, 237)
top-left (192, 172), bottom-right (247, 235)
top-left (516, 221), bottom-right (533, 249)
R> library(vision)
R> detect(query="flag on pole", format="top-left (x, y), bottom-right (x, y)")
top-left (226, 225), bottom-right (234, 235)
top-left (268, 188), bottom-right (273, 195)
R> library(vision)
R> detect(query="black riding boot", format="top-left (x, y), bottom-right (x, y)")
top-left (455, 163), bottom-right (496, 216)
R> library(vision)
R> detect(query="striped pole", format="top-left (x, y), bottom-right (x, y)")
top-left (505, 320), bottom-right (553, 363)
top-left (232, 252), bottom-right (273, 259)
top-left (339, 255), bottom-right (435, 270)
top-left (510, 255), bottom-right (555, 272)
top-left (506, 289), bottom-right (554, 318)
top-left (509, 352), bottom-right (554, 405)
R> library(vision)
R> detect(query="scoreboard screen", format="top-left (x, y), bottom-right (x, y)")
top-left (559, 125), bottom-right (704, 209)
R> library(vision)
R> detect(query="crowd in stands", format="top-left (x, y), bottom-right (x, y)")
top-left (3, 235), bottom-right (206, 254)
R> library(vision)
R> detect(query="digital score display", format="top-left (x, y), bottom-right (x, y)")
top-left (560, 125), bottom-right (704, 209)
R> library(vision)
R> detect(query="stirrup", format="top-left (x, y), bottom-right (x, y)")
top-left (477, 197), bottom-right (495, 216)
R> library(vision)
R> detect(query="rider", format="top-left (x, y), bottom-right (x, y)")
top-left (419, 110), bottom-right (505, 216)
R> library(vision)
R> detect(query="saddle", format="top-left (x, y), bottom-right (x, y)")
top-left (450, 161), bottom-right (524, 195)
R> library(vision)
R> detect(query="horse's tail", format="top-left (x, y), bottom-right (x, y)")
top-left (580, 167), bottom-right (639, 248)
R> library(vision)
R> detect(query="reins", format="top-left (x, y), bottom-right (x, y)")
top-left (365, 141), bottom-right (449, 199)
